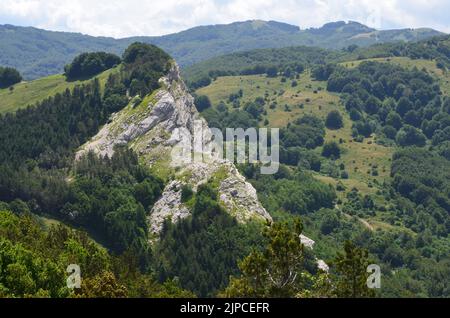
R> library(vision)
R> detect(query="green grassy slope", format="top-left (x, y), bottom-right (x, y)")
top-left (196, 71), bottom-right (396, 230)
top-left (195, 54), bottom-right (450, 235)
top-left (0, 66), bottom-right (119, 114)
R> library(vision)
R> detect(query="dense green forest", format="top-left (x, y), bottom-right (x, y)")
top-left (156, 183), bottom-right (267, 297)
top-left (323, 61), bottom-right (448, 148)
top-left (0, 209), bottom-right (196, 297)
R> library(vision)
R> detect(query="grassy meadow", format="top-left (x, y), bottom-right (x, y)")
top-left (0, 66), bottom-right (119, 114)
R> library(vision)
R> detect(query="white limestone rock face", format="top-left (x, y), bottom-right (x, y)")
top-left (77, 63), bottom-right (272, 239)
top-left (300, 234), bottom-right (315, 249)
top-left (317, 260), bottom-right (330, 272)
top-left (300, 234), bottom-right (329, 272)
top-left (149, 180), bottom-right (190, 234)
top-left (218, 162), bottom-right (271, 222)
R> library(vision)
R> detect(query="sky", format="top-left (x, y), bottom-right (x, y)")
top-left (0, 0), bottom-right (449, 38)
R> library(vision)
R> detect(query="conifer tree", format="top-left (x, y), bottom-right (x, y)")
top-left (332, 241), bottom-right (376, 298)
top-left (223, 218), bottom-right (306, 297)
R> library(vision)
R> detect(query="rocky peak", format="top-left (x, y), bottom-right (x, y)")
top-left (77, 63), bottom-right (272, 238)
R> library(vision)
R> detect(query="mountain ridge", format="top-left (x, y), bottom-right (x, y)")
top-left (0, 20), bottom-right (445, 80)
top-left (76, 63), bottom-right (273, 237)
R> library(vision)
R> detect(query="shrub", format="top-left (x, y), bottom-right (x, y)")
top-left (322, 141), bottom-right (341, 159)
top-left (194, 95), bottom-right (212, 112)
top-left (325, 110), bottom-right (344, 130)
top-left (181, 185), bottom-right (194, 203)
top-left (0, 66), bottom-right (22, 88)
top-left (396, 125), bottom-right (426, 147)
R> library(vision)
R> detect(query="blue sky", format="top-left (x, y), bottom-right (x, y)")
top-left (0, 0), bottom-right (449, 38)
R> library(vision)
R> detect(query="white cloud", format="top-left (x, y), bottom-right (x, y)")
top-left (0, 0), bottom-right (448, 37)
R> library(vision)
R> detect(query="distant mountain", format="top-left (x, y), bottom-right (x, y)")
top-left (0, 20), bottom-right (444, 79)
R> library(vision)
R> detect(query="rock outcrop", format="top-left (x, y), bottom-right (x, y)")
top-left (77, 63), bottom-right (272, 238)
top-left (299, 234), bottom-right (329, 272)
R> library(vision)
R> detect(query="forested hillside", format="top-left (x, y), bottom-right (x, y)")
top-left (184, 34), bottom-right (450, 88)
top-left (0, 20), bottom-right (444, 79)
top-left (0, 43), bottom-right (175, 295)
top-left (0, 209), bottom-right (196, 297)
top-left (189, 35), bottom-right (450, 297)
